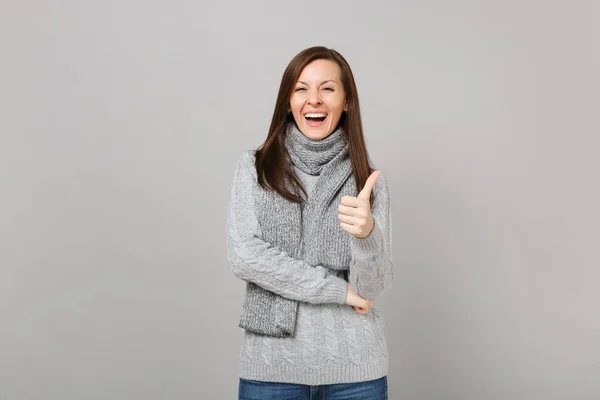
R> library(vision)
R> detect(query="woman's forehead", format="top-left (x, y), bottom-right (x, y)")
top-left (297, 60), bottom-right (341, 82)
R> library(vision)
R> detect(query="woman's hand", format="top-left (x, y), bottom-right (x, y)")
top-left (338, 171), bottom-right (381, 238)
top-left (345, 282), bottom-right (373, 314)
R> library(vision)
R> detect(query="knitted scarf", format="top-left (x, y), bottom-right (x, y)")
top-left (238, 122), bottom-right (356, 337)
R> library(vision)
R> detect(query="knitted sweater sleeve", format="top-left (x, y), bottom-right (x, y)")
top-left (348, 174), bottom-right (394, 301)
top-left (226, 151), bottom-right (348, 305)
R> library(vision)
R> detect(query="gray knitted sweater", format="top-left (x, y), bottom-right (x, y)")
top-left (227, 142), bottom-right (394, 385)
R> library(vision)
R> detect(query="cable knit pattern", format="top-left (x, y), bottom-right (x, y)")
top-left (226, 126), bottom-right (394, 385)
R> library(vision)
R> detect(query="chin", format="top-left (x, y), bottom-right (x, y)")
top-left (301, 124), bottom-right (334, 140)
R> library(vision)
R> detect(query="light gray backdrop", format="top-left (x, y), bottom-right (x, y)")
top-left (1, 1), bottom-right (598, 399)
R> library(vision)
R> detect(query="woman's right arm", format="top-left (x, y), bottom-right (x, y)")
top-left (226, 151), bottom-right (349, 305)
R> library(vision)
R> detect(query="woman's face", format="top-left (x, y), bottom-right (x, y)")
top-left (289, 59), bottom-right (347, 140)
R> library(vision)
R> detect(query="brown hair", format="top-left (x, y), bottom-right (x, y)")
top-left (255, 46), bottom-right (374, 203)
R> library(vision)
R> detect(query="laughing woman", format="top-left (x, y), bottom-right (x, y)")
top-left (227, 46), bottom-right (394, 400)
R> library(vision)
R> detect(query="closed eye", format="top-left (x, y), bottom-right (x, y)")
top-left (323, 87), bottom-right (334, 91)
top-left (294, 87), bottom-right (307, 91)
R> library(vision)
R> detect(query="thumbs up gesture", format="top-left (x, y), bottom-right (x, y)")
top-left (338, 170), bottom-right (381, 238)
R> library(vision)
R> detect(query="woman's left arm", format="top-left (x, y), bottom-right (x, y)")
top-left (339, 172), bottom-right (394, 301)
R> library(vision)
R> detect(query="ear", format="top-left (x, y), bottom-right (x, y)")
top-left (344, 102), bottom-right (348, 112)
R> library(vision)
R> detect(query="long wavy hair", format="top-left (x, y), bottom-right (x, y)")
top-left (255, 46), bottom-right (374, 203)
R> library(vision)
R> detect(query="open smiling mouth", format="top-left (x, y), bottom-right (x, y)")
top-left (304, 112), bottom-right (328, 126)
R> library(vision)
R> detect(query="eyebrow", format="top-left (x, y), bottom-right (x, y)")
top-left (297, 80), bottom-right (337, 86)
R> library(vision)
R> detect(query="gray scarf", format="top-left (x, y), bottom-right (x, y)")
top-left (238, 122), bottom-right (356, 337)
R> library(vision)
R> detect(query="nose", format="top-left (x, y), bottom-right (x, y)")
top-left (307, 88), bottom-right (322, 105)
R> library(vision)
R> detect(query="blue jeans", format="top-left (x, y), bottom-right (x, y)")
top-left (238, 376), bottom-right (388, 399)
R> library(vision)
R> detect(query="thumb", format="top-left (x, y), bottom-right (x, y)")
top-left (358, 170), bottom-right (381, 201)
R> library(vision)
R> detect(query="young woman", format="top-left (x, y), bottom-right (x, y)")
top-left (227, 46), bottom-right (394, 399)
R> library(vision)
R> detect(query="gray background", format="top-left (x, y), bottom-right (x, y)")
top-left (1, 1), bottom-right (598, 399)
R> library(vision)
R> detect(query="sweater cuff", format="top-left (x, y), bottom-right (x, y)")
top-left (323, 275), bottom-right (348, 304)
top-left (352, 222), bottom-right (383, 254)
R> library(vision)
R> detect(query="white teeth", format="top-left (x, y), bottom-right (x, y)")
top-left (304, 113), bottom-right (327, 118)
